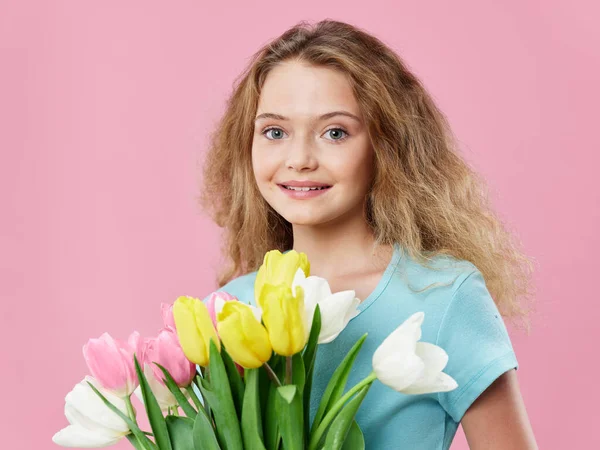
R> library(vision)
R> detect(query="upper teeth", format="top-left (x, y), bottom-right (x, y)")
top-left (284, 186), bottom-right (328, 191)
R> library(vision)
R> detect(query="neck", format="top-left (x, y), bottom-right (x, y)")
top-left (290, 206), bottom-right (393, 280)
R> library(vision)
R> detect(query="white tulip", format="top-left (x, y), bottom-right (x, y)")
top-left (52, 376), bottom-right (131, 448)
top-left (292, 268), bottom-right (360, 344)
top-left (372, 312), bottom-right (458, 394)
top-left (133, 363), bottom-right (192, 413)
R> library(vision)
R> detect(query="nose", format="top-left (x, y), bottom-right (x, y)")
top-left (285, 137), bottom-right (318, 172)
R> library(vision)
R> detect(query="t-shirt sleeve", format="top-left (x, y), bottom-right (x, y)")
top-left (436, 269), bottom-right (519, 423)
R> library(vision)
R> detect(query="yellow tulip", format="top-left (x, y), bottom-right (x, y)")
top-left (260, 283), bottom-right (306, 356)
top-left (173, 296), bottom-right (220, 366)
top-left (254, 250), bottom-right (310, 308)
top-left (216, 301), bottom-right (272, 369)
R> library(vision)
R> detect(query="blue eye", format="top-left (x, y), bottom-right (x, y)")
top-left (261, 127), bottom-right (349, 143)
top-left (323, 128), bottom-right (349, 142)
top-left (262, 127), bottom-right (287, 140)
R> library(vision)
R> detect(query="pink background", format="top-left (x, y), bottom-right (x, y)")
top-left (2, 1), bottom-right (598, 448)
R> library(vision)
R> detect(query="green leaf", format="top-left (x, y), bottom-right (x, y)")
top-left (277, 385), bottom-right (297, 404)
top-left (195, 373), bottom-right (211, 418)
top-left (134, 354), bottom-right (173, 450)
top-left (322, 384), bottom-right (370, 450)
top-left (340, 421), bottom-right (365, 450)
top-left (263, 378), bottom-right (281, 450)
top-left (276, 385), bottom-right (304, 450)
top-left (192, 403), bottom-right (221, 450)
top-left (126, 434), bottom-right (147, 450)
top-left (197, 340), bottom-right (243, 450)
top-left (165, 416), bottom-right (195, 450)
top-left (302, 306), bottom-right (321, 437)
top-left (302, 304), bottom-right (321, 376)
top-left (258, 361), bottom-right (272, 419)
top-left (86, 380), bottom-right (157, 450)
top-left (311, 334), bottom-right (367, 433)
top-left (241, 368), bottom-right (266, 449)
top-left (154, 362), bottom-right (197, 419)
top-left (221, 348), bottom-right (245, 420)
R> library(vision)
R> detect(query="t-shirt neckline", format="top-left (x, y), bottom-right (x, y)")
top-left (282, 243), bottom-right (402, 319)
top-left (354, 243), bottom-right (402, 318)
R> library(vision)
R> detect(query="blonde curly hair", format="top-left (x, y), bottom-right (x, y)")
top-left (197, 19), bottom-right (537, 333)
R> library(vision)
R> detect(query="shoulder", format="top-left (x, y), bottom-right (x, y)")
top-left (396, 248), bottom-right (480, 303)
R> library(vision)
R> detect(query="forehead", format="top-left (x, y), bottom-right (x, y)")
top-left (257, 61), bottom-right (361, 120)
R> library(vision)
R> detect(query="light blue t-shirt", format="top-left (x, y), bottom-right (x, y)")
top-left (206, 244), bottom-right (519, 449)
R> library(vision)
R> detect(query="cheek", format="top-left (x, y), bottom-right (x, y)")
top-left (331, 153), bottom-right (373, 186)
top-left (251, 147), bottom-right (277, 184)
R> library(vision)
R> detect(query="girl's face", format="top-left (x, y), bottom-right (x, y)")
top-left (251, 61), bottom-right (374, 227)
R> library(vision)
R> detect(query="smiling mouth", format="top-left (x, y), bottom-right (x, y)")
top-left (280, 185), bottom-right (332, 191)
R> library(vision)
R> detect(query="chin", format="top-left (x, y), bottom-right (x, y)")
top-left (279, 208), bottom-right (342, 227)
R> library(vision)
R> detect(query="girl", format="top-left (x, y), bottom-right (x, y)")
top-left (199, 19), bottom-right (538, 449)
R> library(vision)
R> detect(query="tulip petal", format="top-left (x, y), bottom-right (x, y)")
top-left (206, 291), bottom-right (237, 326)
top-left (173, 296), bottom-right (219, 366)
top-left (152, 328), bottom-right (196, 386)
top-left (239, 307), bottom-right (273, 364)
top-left (318, 291), bottom-right (360, 344)
top-left (400, 371), bottom-right (458, 395)
top-left (249, 304), bottom-right (263, 323)
top-left (52, 424), bottom-right (124, 448)
top-left (133, 365), bottom-right (179, 412)
top-left (291, 267), bottom-right (307, 292)
top-left (54, 376), bottom-right (130, 448)
top-left (218, 319), bottom-right (262, 368)
top-left (194, 297), bottom-right (221, 351)
top-left (374, 312), bottom-right (424, 363)
top-left (373, 350), bottom-right (425, 392)
top-left (414, 342), bottom-right (449, 377)
top-left (66, 376), bottom-right (129, 433)
top-left (261, 284), bottom-right (306, 356)
top-left (395, 342), bottom-right (455, 395)
top-left (65, 402), bottom-right (128, 436)
top-left (298, 273), bottom-right (333, 338)
top-left (256, 250), bottom-right (310, 309)
top-left (217, 302), bottom-right (272, 368)
top-left (161, 303), bottom-right (176, 330)
top-left (255, 263), bottom-right (267, 306)
top-left (298, 274), bottom-right (332, 303)
top-left (83, 334), bottom-right (126, 395)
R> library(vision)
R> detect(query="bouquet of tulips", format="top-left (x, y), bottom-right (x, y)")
top-left (53, 250), bottom-right (458, 449)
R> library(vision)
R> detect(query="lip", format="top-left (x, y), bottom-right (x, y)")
top-left (277, 183), bottom-right (332, 199)
top-left (278, 180), bottom-right (332, 188)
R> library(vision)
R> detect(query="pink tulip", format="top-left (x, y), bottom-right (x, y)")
top-left (206, 291), bottom-right (237, 326)
top-left (206, 291), bottom-right (246, 376)
top-left (83, 331), bottom-right (142, 398)
top-left (162, 291), bottom-right (237, 331)
top-left (143, 327), bottom-right (196, 387)
top-left (161, 302), bottom-right (176, 331)
top-left (162, 292), bottom-right (244, 376)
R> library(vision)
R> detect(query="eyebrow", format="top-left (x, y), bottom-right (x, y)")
top-left (254, 110), bottom-right (362, 123)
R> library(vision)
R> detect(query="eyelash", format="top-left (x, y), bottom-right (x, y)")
top-left (261, 126), bottom-right (350, 144)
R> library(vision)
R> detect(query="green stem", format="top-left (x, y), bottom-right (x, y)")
top-left (286, 356), bottom-right (292, 385)
top-left (195, 373), bottom-right (212, 422)
top-left (263, 362), bottom-right (282, 387)
top-left (186, 385), bottom-right (204, 411)
top-left (308, 372), bottom-right (377, 450)
top-left (125, 395), bottom-right (153, 450)
top-left (125, 395), bottom-right (137, 423)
